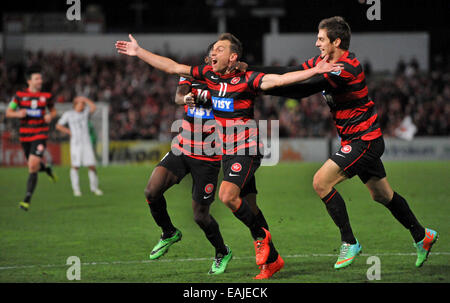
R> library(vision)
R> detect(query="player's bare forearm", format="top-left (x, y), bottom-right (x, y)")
top-left (136, 47), bottom-right (191, 77)
top-left (175, 85), bottom-right (191, 105)
top-left (56, 124), bottom-right (71, 136)
top-left (83, 97), bottom-right (97, 113)
top-left (260, 56), bottom-right (342, 91)
top-left (116, 34), bottom-right (191, 77)
top-left (5, 108), bottom-right (26, 119)
top-left (260, 68), bottom-right (318, 91)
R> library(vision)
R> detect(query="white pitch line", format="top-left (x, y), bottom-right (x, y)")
top-left (1, 252), bottom-right (449, 271)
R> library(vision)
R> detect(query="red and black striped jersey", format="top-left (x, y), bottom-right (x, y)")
top-left (10, 89), bottom-right (54, 142)
top-left (190, 64), bottom-right (265, 156)
top-left (300, 51), bottom-right (382, 146)
top-left (171, 77), bottom-right (221, 161)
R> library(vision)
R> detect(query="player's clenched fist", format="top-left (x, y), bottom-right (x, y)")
top-left (116, 34), bottom-right (140, 56)
top-left (184, 92), bottom-right (196, 107)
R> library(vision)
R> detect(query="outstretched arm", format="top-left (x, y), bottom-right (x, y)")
top-left (259, 55), bottom-right (342, 91)
top-left (116, 34), bottom-right (191, 78)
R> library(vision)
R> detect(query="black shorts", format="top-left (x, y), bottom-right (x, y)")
top-left (157, 151), bottom-right (221, 205)
top-left (330, 136), bottom-right (387, 184)
top-left (222, 155), bottom-right (260, 196)
top-left (21, 140), bottom-right (47, 160)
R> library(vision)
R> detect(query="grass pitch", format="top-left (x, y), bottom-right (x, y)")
top-left (0, 161), bottom-right (449, 283)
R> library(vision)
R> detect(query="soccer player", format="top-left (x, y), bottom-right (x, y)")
top-left (144, 44), bottom-right (232, 275)
top-left (116, 33), bottom-right (341, 278)
top-left (6, 67), bottom-right (57, 211)
top-left (249, 16), bottom-right (438, 269)
top-left (56, 96), bottom-right (103, 197)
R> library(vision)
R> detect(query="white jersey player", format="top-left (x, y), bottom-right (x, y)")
top-left (56, 96), bottom-right (103, 196)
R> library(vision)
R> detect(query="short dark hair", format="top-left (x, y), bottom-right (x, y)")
top-left (25, 66), bottom-right (42, 81)
top-left (318, 16), bottom-right (351, 50)
top-left (217, 33), bottom-right (243, 60)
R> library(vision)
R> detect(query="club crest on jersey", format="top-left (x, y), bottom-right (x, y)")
top-left (231, 162), bottom-right (242, 173)
top-left (341, 145), bottom-right (352, 154)
top-left (231, 77), bottom-right (240, 85)
top-left (187, 107), bottom-right (214, 119)
top-left (204, 183), bottom-right (214, 194)
top-left (212, 97), bottom-right (234, 112)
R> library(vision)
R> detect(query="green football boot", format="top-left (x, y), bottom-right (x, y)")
top-left (208, 245), bottom-right (232, 275)
top-left (149, 229), bottom-right (182, 260)
top-left (334, 239), bottom-right (362, 269)
top-left (414, 228), bottom-right (438, 267)
top-left (19, 201), bottom-right (30, 211)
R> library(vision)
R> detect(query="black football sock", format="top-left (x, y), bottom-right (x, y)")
top-left (255, 210), bottom-right (269, 231)
top-left (39, 162), bottom-right (54, 177)
top-left (385, 192), bottom-right (425, 243)
top-left (200, 216), bottom-right (228, 256)
top-left (24, 172), bottom-right (38, 203)
top-left (322, 188), bottom-right (357, 244)
top-left (147, 196), bottom-right (176, 238)
top-left (233, 198), bottom-right (265, 239)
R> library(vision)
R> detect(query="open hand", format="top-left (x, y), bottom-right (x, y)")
top-left (116, 34), bottom-right (140, 56)
top-left (315, 55), bottom-right (344, 74)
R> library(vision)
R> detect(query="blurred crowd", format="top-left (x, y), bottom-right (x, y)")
top-left (0, 50), bottom-right (449, 142)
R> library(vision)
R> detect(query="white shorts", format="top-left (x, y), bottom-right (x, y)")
top-left (70, 143), bottom-right (96, 167)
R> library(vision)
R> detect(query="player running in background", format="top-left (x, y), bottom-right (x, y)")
top-left (56, 96), bottom-right (103, 197)
top-left (249, 16), bottom-right (438, 269)
top-left (144, 44), bottom-right (232, 275)
top-left (6, 67), bottom-right (57, 211)
top-left (116, 33), bottom-right (341, 278)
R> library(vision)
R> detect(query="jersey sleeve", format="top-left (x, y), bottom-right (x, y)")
top-left (246, 71), bottom-right (266, 92)
top-left (190, 64), bottom-right (208, 81)
top-left (263, 75), bottom-right (331, 99)
top-left (57, 112), bottom-right (69, 126)
top-left (178, 76), bottom-right (192, 86)
top-left (8, 95), bottom-right (19, 110)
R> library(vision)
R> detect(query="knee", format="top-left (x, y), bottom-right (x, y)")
top-left (193, 210), bottom-right (210, 228)
top-left (219, 190), bottom-right (239, 210)
top-left (144, 183), bottom-right (163, 202)
top-left (371, 191), bottom-right (391, 205)
top-left (312, 173), bottom-right (328, 197)
top-left (28, 162), bottom-right (40, 173)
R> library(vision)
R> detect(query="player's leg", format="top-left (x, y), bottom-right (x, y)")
top-left (87, 166), bottom-right (103, 195)
top-left (145, 152), bottom-right (187, 260)
top-left (313, 159), bottom-right (355, 244)
top-left (192, 200), bottom-right (232, 274)
top-left (83, 143), bottom-right (102, 195)
top-left (220, 155), bottom-right (271, 266)
top-left (70, 166), bottom-right (81, 196)
top-left (365, 174), bottom-right (437, 267)
top-left (69, 143), bottom-right (82, 196)
top-left (189, 158), bottom-right (231, 274)
top-left (36, 141), bottom-right (56, 182)
top-left (19, 141), bottom-right (44, 210)
top-left (314, 140), bottom-right (378, 269)
top-left (243, 184), bottom-right (284, 279)
top-left (20, 154), bottom-right (41, 210)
